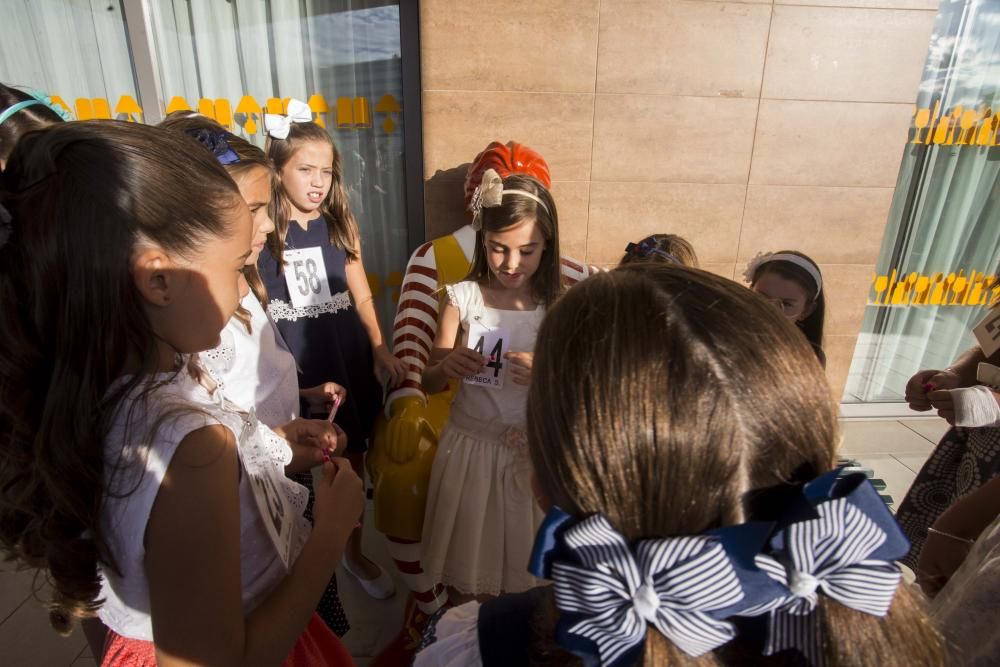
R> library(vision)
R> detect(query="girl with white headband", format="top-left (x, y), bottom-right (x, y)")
top-left (744, 249), bottom-right (827, 367)
top-left (419, 169), bottom-right (565, 601)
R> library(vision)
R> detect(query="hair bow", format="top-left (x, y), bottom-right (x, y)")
top-left (737, 472), bottom-right (908, 664)
top-left (468, 168), bottom-right (504, 230)
top-left (534, 511), bottom-right (761, 665)
top-left (263, 98), bottom-right (313, 140)
top-left (186, 128), bottom-right (240, 165)
top-left (625, 239), bottom-right (680, 264)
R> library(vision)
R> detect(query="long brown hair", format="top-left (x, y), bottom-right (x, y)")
top-left (265, 121), bottom-right (358, 270)
top-left (0, 120), bottom-right (241, 633)
top-left (466, 174), bottom-right (563, 307)
top-left (526, 265), bottom-right (942, 666)
top-left (0, 83), bottom-right (65, 163)
top-left (159, 112), bottom-right (275, 329)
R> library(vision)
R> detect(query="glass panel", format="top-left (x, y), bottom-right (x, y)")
top-left (844, 0), bottom-right (1000, 403)
top-left (0, 0), bottom-right (138, 120)
top-left (147, 0), bottom-right (409, 328)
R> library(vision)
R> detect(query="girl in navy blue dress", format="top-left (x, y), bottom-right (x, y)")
top-left (260, 110), bottom-right (406, 602)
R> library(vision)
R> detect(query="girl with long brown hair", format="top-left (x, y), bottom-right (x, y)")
top-left (259, 103), bottom-right (403, 598)
top-left (0, 120), bottom-right (362, 666)
top-left (159, 112), bottom-right (353, 636)
top-left (417, 264), bottom-right (942, 666)
top-left (419, 168), bottom-right (564, 601)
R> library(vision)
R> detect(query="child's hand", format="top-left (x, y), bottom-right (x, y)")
top-left (300, 382), bottom-right (347, 417)
top-left (275, 419), bottom-right (347, 473)
top-left (441, 348), bottom-right (486, 380)
top-left (905, 369), bottom-right (962, 412)
top-left (374, 345), bottom-right (407, 387)
top-left (506, 351), bottom-right (533, 386)
top-left (313, 458), bottom-right (365, 537)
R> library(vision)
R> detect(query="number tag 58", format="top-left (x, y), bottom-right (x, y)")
top-left (464, 322), bottom-right (510, 390)
top-left (283, 247), bottom-right (333, 309)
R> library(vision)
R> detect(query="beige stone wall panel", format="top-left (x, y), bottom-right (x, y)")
top-left (597, 0), bottom-right (771, 97)
top-left (763, 6), bottom-right (937, 103)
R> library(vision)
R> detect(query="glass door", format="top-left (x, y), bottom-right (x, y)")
top-left (845, 0), bottom-right (1000, 403)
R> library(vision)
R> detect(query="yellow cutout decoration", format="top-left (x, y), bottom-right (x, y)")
top-left (115, 95), bottom-right (142, 121)
top-left (166, 96), bottom-right (193, 114)
top-left (912, 103), bottom-right (1000, 146)
top-left (308, 94), bottom-right (330, 128)
top-left (53, 93), bottom-right (401, 135)
top-left (870, 270), bottom-right (1000, 307)
top-left (376, 94), bottom-right (401, 133)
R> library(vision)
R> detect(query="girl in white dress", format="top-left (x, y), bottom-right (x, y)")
top-left (158, 113), bottom-right (354, 636)
top-left (420, 169), bottom-right (564, 599)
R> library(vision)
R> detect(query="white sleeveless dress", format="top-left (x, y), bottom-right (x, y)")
top-left (420, 281), bottom-right (545, 595)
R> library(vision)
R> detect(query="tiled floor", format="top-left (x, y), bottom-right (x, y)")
top-left (0, 417), bottom-right (951, 666)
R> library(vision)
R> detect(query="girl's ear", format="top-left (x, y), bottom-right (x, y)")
top-left (800, 299), bottom-right (818, 321)
top-left (132, 248), bottom-right (174, 306)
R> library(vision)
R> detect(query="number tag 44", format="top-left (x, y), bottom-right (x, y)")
top-left (283, 247), bottom-right (333, 309)
top-left (464, 322), bottom-right (510, 390)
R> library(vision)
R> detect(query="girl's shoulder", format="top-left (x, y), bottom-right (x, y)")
top-left (108, 365), bottom-right (242, 464)
top-left (444, 280), bottom-right (486, 323)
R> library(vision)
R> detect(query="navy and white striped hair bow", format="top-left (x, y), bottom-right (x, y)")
top-left (529, 509), bottom-right (782, 666)
top-left (737, 470), bottom-right (909, 665)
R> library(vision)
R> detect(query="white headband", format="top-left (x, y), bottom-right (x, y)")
top-left (743, 252), bottom-right (822, 299)
top-left (468, 168), bottom-right (550, 230)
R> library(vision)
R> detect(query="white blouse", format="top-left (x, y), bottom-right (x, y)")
top-left (203, 293), bottom-right (300, 427)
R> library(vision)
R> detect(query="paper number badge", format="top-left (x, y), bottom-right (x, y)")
top-left (974, 309), bottom-right (1000, 358)
top-left (283, 247), bottom-right (333, 309)
top-left (464, 322), bottom-right (509, 389)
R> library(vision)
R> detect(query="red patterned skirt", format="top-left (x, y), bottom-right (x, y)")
top-left (101, 612), bottom-right (354, 666)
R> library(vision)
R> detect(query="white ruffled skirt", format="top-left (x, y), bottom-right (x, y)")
top-left (420, 413), bottom-right (543, 596)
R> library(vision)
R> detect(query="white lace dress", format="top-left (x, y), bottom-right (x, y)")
top-left (420, 281), bottom-right (545, 595)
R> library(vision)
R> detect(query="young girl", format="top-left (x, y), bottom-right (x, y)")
top-left (619, 233), bottom-right (699, 267)
top-left (260, 111), bottom-right (403, 597)
top-left (744, 249), bottom-right (826, 367)
top-left (159, 113), bottom-right (353, 637)
top-left (0, 120), bottom-right (362, 665)
top-left (420, 168), bottom-right (563, 599)
top-left (417, 264), bottom-right (942, 666)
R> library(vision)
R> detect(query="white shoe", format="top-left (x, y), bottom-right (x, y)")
top-left (341, 557), bottom-right (396, 600)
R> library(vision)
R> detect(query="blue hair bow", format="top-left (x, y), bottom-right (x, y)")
top-left (529, 510), bottom-right (784, 666)
top-left (624, 239), bottom-right (680, 264)
top-left (736, 470), bottom-right (910, 665)
top-left (529, 470), bottom-right (908, 667)
top-left (185, 128), bottom-right (241, 166)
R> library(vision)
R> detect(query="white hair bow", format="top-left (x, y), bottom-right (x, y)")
top-left (469, 168), bottom-right (504, 230)
top-left (263, 98), bottom-right (313, 140)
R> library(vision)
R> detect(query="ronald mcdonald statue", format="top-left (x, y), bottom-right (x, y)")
top-left (367, 140), bottom-right (591, 664)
